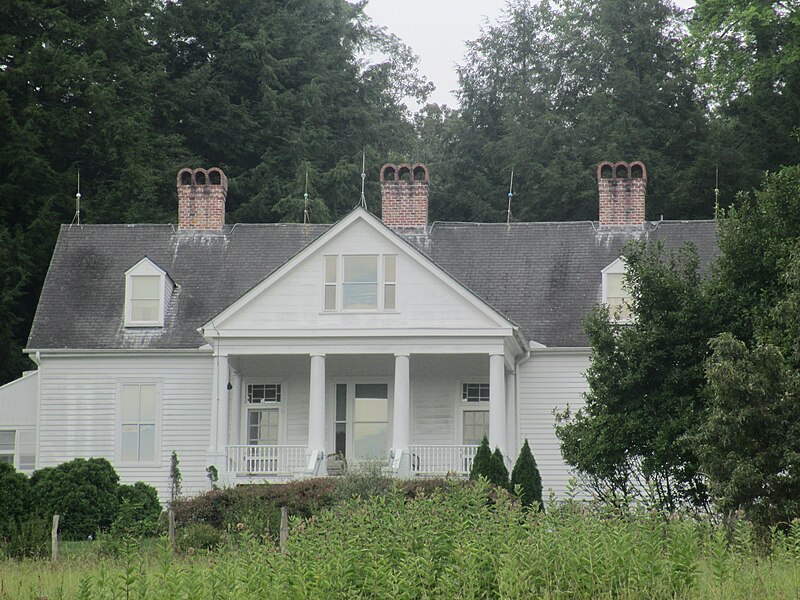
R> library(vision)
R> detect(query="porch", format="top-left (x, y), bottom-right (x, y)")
top-left (208, 352), bottom-right (516, 483)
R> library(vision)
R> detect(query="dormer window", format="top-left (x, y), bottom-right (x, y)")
top-left (125, 258), bottom-right (170, 327)
top-left (323, 254), bottom-right (397, 312)
top-left (602, 258), bottom-right (632, 322)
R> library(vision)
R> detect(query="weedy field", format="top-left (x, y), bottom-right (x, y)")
top-left (2, 480), bottom-right (800, 599)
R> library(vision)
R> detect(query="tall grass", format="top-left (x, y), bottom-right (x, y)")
top-left (3, 480), bottom-right (800, 599)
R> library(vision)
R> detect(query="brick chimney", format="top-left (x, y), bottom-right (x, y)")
top-left (597, 161), bottom-right (647, 226)
top-left (380, 163), bottom-right (430, 230)
top-left (177, 167), bottom-right (228, 230)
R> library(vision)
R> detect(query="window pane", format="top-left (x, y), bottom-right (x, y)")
top-left (0, 455), bottom-right (12, 465)
top-left (131, 299), bottom-right (159, 322)
top-left (324, 285), bottom-right (336, 310)
top-left (384, 255), bottom-right (396, 282)
top-left (606, 273), bottom-right (626, 299)
top-left (335, 384), bottom-right (347, 421)
top-left (384, 284), bottom-right (396, 310)
top-left (121, 425), bottom-right (138, 461)
top-left (344, 256), bottom-right (377, 283)
top-left (463, 411), bottom-right (489, 445)
top-left (335, 423), bottom-right (346, 456)
top-left (355, 384), bottom-right (388, 399)
top-left (139, 425), bottom-right (156, 461)
top-left (0, 430), bottom-right (14, 451)
top-left (354, 423), bottom-right (387, 461)
top-left (139, 385), bottom-right (157, 422)
top-left (325, 256), bottom-right (337, 283)
top-left (249, 410), bottom-right (279, 444)
top-left (355, 397), bottom-right (388, 422)
top-left (132, 276), bottom-right (160, 299)
top-left (122, 386), bottom-right (139, 422)
top-left (343, 283), bottom-right (377, 309)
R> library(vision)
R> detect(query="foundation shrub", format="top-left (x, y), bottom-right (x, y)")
top-left (30, 458), bottom-right (120, 540)
top-left (112, 482), bottom-right (162, 537)
top-left (0, 462), bottom-right (31, 538)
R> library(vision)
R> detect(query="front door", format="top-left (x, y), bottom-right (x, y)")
top-left (332, 382), bottom-right (391, 464)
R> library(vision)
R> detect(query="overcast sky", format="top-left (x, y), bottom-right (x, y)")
top-left (362, 0), bottom-right (696, 108)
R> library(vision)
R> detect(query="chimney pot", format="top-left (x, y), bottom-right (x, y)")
top-left (177, 168), bottom-right (228, 230)
top-left (380, 162), bottom-right (429, 230)
top-left (597, 161), bottom-right (646, 226)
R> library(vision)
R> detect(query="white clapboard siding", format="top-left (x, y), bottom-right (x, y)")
top-left (411, 355), bottom-right (488, 446)
top-left (38, 354), bottom-right (212, 502)
top-left (220, 219), bottom-right (501, 333)
top-left (517, 350), bottom-right (590, 497)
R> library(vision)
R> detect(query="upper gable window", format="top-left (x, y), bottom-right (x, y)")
top-left (602, 258), bottom-right (632, 323)
top-left (324, 254), bottom-right (397, 312)
top-left (125, 258), bottom-right (169, 327)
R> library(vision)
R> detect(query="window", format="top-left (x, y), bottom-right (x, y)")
top-left (323, 254), bottom-right (397, 311)
top-left (0, 429), bottom-right (35, 471)
top-left (460, 382), bottom-right (489, 445)
top-left (602, 258), bottom-right (632, 322)
top-left (335, 383), bottom-right (347, 456)
top-left (245, 383), bottom-right (282, 446)
top-left (125, 258), bottom-right (169, 327)
top-left (0, 430), bottom-right (14, 465)
top-left (120, 383), bottom-right (158, 463)
top-left (462, 383), bottom-right (490, 403)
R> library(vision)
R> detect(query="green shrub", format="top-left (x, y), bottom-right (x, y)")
top-left (511, 438), bottom-right (543, 509)
top-left (0, 462), bottom-right (30, 538)
top-left (469, 436), bottom-right (492, 481)
top-left (112, 482), bottom-right (162, 537)
top-left (489, 447), bottom-right (510, 490)
top-left (179, 522), bottom-right (223, 552)
top-left (30, 457), bottom-right (120, 540)
top-left (333, 460), bottom-right (395, 502)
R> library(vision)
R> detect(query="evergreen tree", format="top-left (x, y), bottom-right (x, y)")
top-left (469, 436), bottom-right (492, 482)
top-left (511, 439), bottom-right (543, 510)
top-left (489, 447), bottom-right (510, 491)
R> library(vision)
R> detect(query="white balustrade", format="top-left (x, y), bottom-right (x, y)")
top-left (408, 445), bottom-right (480, 476)
top-left (226, 445), bottom-right (307, 476)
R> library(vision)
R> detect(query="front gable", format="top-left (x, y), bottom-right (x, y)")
top-left (205, 209), bottom-right (516, 338)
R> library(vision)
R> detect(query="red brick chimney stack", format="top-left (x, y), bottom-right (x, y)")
top-left (597, 161), bottom-right (647, 226)
top-left (177, 167), bottom-right (228, 231)
top-left (380, 163), bottom-right (430, 230)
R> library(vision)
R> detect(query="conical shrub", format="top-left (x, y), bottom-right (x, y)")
top-left (469, 436), bottom-right (492, 481)
top-left (511, 438), bottom-right (543, 510)
top-left (489, 447), bottom-right (510, 490)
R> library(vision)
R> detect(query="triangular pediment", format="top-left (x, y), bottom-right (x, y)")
top-left (204, 208), bottom-right (517, 338)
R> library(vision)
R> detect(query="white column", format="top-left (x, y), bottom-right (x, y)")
top-left (215, 354), bottom-right (230, 469)
top-left (505, 369), bottom-right (516, 467)
top-left (392, 353), bottom-right (411, 475)
top-left (308, 354), bottom-right (326, 472)
top-left (208, 352), bottom-right (219, 455)
top-left (489, 353), bottom-right (507, 457)
top-left (231, 370), bottom-right (242, 446)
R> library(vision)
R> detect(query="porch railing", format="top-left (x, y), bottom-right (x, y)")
top-left (226, 445), bottom-right (307, 476)
top-left (408, 445), bottom-right (480, 476)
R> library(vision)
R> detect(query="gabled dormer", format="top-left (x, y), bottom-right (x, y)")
top-left (124, 258), bottom-right (172, 327)
top-left (601, 257), bottom-right (632, 323)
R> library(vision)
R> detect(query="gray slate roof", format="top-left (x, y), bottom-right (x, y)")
top-left (27, 219), bottom-right (718, 350)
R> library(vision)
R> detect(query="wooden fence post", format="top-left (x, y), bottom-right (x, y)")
top-left (279, 506), bottom-right (288, 554)
top-left (168, 509), bottom-right (176, 551)
top-left (51, 514), bottom-right (59, 563)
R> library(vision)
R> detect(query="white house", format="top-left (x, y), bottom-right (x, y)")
top-left (1, 161), bottom-right (717, 501)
